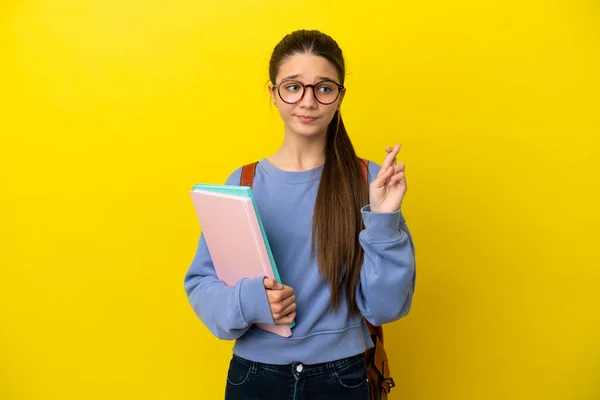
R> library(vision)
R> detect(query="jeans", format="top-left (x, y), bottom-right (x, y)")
top-left (224, 353), bottom-right (370, 400)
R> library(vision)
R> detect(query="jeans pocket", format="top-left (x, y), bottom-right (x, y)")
top-left (337, 356), bottom-right (369, 390)
top-left (226, 356), bottom-right (254, 388)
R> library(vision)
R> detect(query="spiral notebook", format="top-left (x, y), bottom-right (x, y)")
top-left (189, 184), bottom-right (293, 337)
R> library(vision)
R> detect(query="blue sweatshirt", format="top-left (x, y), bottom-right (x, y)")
top-left (184, 158), bottom-right (416, 365)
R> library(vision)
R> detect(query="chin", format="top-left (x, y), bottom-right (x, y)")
top-left (292, 122), bottom-right (329, 138)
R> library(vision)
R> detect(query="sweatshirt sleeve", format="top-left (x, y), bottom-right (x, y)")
top-left (356, 161), bottom-right (417, 326)
top-left (183, 167), bottom-right (275, 340)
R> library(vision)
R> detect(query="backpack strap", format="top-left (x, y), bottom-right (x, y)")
top-left (358, 157), bottom-right (369, 186)
top-left (240, 161), bottom-right (259, 187)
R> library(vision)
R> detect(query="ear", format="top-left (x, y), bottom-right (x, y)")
top-left (268, 84), bottom-right (278, 107)
top-left (337, 87), bottom-right (346, 109)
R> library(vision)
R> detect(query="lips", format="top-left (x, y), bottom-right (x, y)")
top-left (296, 115), bottom-right (318, 122)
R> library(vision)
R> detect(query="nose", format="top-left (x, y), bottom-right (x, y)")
top-left (298, 86), bottom-right (317, 109)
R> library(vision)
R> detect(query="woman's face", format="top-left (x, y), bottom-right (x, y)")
top-left (270, 53), bottom-right (344, 140)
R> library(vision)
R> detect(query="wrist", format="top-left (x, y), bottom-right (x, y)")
top-left (368, 205), bottom-right (401, 213)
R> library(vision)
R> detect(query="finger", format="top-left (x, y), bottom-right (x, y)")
top-left (373, 164), bottom-right (395, 187)
top-left (267, 285), bottom-right (294, 303)
top-left (393, 162), bottom-right (405, 173)
top-left (381, 144), bottom-right (402, 170)
top-left (286, 293), bottom-right (297, 306)
top-left (389, 171), bottom-right (406, 186)
top-left (272, 295), bottom-right (296, 314)
top-left (386, 147), bottom-right (398, 166)
top-left (391, 153), bottom-right (398, 167)
top-left (375, 157), bottom-right (398, 177)
top-left (263, 278), bottom-right (283, 290)
top-left (267, 289), bottom-right (282, 302)
top-left (275, 311), bottom-right (296, 325)
top-left (389, 146), bottom-right (398, 165)
top-left (263, 278), bottom-right (274, 289)
top-left (281, 303), bottom-right (297, 317)
top-left (273, 302), bottom-right (297, 320)
top-left (280, 286), bottom-right (295, 300)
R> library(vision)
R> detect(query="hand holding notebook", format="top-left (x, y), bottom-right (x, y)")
top-left (263, 278), bottom-right (297, 326)
top-left (189, 184), bottom-right (294, 337)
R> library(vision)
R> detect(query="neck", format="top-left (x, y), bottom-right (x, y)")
top-left (268, 129), bottom-right (328, 172)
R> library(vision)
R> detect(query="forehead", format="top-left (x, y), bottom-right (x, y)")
top-left (276, 53), bottom-right (339, 83)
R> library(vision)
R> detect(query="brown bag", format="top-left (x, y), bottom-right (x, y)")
top-left (240, 158), bottom-right (395, 400)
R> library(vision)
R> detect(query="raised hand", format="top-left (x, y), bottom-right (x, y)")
top-left (369, 144), bottom-right (407, 213)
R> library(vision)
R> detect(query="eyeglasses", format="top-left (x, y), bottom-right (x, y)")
top-left (273, 79), bottom-right (344, 105)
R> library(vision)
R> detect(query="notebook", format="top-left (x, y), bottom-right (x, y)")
top-left (191, 184), bottom-right (284, 285)
top-left (190, 184), bottom-right (293, 337)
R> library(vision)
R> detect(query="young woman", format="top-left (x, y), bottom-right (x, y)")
top-left (184, 29), bottom-right (416, 400)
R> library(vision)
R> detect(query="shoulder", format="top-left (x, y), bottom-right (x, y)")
top-left (224, 166), bottom-right (243, 185)
top-left (223, 161), bottom-right (261, 185)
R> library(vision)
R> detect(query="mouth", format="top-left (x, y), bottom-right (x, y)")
top-left (296, 115), bottom-right (318, 123)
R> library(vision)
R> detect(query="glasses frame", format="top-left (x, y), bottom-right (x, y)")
top-left (272, 79), bottom-right (345, 105)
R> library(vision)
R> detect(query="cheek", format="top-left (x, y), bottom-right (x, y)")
top-left (277, 103), bottom-right (295, 119)
top-left (321, 106), bottom-right (339, 123)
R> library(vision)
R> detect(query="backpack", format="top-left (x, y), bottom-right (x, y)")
top-left (240, 158), bottom-right (396, 400)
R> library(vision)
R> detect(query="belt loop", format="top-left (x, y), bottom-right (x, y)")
top-left (326, 361), bottom-right (338, 381)
top-left (250, 360), bottom-right (258, 375)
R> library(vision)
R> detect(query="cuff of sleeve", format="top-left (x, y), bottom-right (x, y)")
top-left (239, 276), bottom-right (275, 325)
top-left (361, 205), bottom-right (404, 243)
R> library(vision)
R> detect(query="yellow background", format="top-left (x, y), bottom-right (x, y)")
top-left (1, 0), bottom-right (599, 399)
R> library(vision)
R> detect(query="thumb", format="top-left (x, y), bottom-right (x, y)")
top-left (263, 277), bottom-right (283, 290)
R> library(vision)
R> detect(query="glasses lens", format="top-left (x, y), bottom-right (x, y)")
top-left (314, 82), bottom-right (340, 104)
top-left (278, 80), bottom-right (304, 103)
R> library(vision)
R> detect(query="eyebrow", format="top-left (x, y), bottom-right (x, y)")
top-left (280, 74), bottom-right (339, 83)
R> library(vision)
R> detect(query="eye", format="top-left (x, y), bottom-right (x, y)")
top-left (316, 83), bottom-right (335, 93)
top-left (284, 84), bottom-right (300, 92)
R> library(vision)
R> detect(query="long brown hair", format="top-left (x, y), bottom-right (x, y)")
top-left (269, 30), bottom-right (368, 315)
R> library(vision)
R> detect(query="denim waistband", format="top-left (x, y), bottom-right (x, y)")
top-left (232, 353), bottom-right (365, 378)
